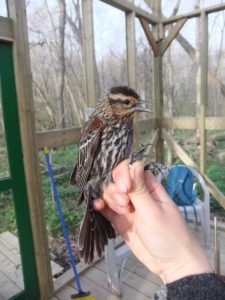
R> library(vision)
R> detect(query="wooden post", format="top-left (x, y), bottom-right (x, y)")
top-left (199, 12), bottom-right (208, 174)
top-left (126, 3), bottom-right (136, 88)
top-left (82, 0), bottom-right (98, 107)
top-left (152, 0), bottom-right (164, 163)
top-left (7, 0), bottom-right (54, 298)
top-left (126, 0), bottom-right (139, 149)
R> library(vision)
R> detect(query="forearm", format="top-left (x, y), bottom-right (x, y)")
top-left (154, 273), bottom-right (225, 300)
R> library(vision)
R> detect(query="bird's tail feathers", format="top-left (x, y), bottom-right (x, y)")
top-left (79, 204), bottom-right (116, 264)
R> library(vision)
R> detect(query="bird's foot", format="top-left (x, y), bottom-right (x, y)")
top-left (144, 162), bottom-right (168, 176)
top-left (130, 144), bottom-right (151, 164)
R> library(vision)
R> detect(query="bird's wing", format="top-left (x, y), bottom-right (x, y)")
top-left (70, 116), bottom-right (103, 203)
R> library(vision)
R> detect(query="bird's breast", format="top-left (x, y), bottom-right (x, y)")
top-left (90, 123), bottom-right (133, 180)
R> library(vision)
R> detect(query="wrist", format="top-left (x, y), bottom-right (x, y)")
top-left (159, 243), bottom-right (212, 284)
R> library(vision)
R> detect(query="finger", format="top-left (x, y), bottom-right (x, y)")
top-left (144, 171), bottom-right (172, 203)
top-left (103, 178), bottom-right (131, 207)
top-left (112, 159), bottom-right (131, 193)
top-left (102, 193), bottom-right (131, 215)
top-left (93, 198), bottom-right (105, 211)
top-left (129, 161), bottom-right (154, 209)
top-left (93, 198), bottom-right (116, 222)
top-left (113, 193), bottom-right (130, 207)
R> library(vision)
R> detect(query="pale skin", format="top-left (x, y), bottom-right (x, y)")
top-left (94, 160), bottom-right (212, 284)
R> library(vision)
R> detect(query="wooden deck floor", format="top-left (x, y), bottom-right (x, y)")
top-left (0, 231), bottom-right (63, 300)
top-left (1, 223), bottom-right (225, 300)
top-left (51, 223), bottom-right (225, 300)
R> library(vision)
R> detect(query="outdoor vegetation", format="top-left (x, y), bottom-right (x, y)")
top-left (0, 0), bottom-right (225, 268)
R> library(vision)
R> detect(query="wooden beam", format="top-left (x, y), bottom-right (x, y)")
top-left (162, 117), bottom-right (225, 130)
top-left (0, 16), bottom-right (14, 41)
top-left (161, 18), bottom-right (187, 55)
top-left (100, 0), bottom-right (158, 24)
top-left (126, 0), bottom-right (139, 150)
top-left (82, 0), bottom-right (97, 106)
top-left (139, 17), bottom-right (158, 57)
top-left (199, 12), bottom-right (208, 174)
top-left (126, 3), bottom-right (136, 88)
top-left (163, 129), bottom-right (196, 168)
top-left (7, 0), bottom-right (54, 297)
top-left (37, 128), bottom-right (81, 149)
top-left (206, 117), bottom-right (225, 130)
top-left (163, 3), bottom-right (225, 25)
top-left (152, 0), bottom-right (164, 164)
top-left (36, 116), bottom-right (225, 152)
top-left (146, 129), bottom-right (159, 157)
top-left (163, 117), bottom-right (198, 130)
top-left (36, 119), bottom-right (157, 150)
top-left (163, 129), bottom-right (225, 209)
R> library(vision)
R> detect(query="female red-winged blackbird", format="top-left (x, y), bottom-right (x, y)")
top-left (70, 86), bottom-right (151, 264)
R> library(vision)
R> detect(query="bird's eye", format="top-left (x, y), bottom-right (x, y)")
top-left (123, 99), bottom-right (132, 106)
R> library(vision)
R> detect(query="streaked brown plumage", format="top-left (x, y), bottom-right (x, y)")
top-left (70, 86), bottom-right (151, 264)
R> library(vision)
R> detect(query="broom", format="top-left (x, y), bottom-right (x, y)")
top-left (44, 147), bottom-right (95, 300)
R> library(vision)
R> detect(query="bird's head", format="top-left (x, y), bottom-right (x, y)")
top-left (96, 86), bottom-right (151, 119)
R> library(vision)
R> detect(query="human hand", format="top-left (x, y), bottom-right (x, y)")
top-left (94, 160), bottom-right (212, 283)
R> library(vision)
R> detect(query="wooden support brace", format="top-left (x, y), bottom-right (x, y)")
top-left (139, 17), bottom-right (158, 57)
top-left (160, 18), bottom-right (187, 55)
top-left (145, 129), bottom-right (159, 157)
top-left (0, 17), bottom-right (14, 41)
top-left (163, 129), bottom-right (225, 210)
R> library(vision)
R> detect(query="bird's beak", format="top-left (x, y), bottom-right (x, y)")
top-left (134, 99), bottom-right (152, 112)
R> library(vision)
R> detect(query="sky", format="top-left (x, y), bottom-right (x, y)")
top-left (1, 0), bottom-right (225, 58)
top-left (93, 0), bottom-right (225, 60)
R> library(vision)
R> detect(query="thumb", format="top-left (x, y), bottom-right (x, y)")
top-left (129, 161), bottom-right (154, 209)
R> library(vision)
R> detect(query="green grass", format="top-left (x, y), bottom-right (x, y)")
top-left (207, 161), bottom-right (225, 216)
top-left (0, 144), bottom-right (84, 238)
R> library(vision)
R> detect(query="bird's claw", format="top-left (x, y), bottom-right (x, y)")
top-left (130, 144), bottom-right (151, 164)
top-left (144, 162), bottom-right (168, 176)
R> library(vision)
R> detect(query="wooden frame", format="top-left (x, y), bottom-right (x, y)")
top-left (1, 0), bottom-right (225, 297)
top-left (4, 0), bottom-right (54, 298)
top-left (163, 2), bottom-right (225, 25)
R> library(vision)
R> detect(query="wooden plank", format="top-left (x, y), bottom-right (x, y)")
top-left (36, 116), bottom-right (225, 151)
top-left (146, 129), bottom-right (159, 157)
top-left (100, 0), bottom-right (158, 24)
top-left (205, 117), bottom-right (225, 130)
top-left (81, 265), bottom-right (151, 300)
top-left (36, 119), bottom-right (156, 150)
top-left (37, 127), bottom-right (81, 149)
top-left (54, 285), bottom-right (78, 300)
top-left (163, 117), bottom-right (198, 129)
top-left (73, 274), bottom-right (119, 300)
top-left (163, 3), bottom-right (225, 25)
top-left (199, 12), bottom-right (208, 174)
top-left (126, 1), bottom-right (138, 150)
top-left (152, 3), bottom-right (164, 163)
top-left (163, 129), bottom-right (225, 209)
top-left (53, 255), bottom-right (102, 293)
top-left (161, 18), bottom-right (187, 55)
top-left (0, 236), bottom-right (21, 265)
top-left (163, 117), bottom-right (225, 130)
top-left (139, 17), bottom-right (158, 56)
top-left (7, 0), bottom-right (54, 297)
top-left (82, 0), bottom-right (97, 106)
top-left (0, 232), bottom-right (63, 278)
top-left (0, 249), bottom-right (24, 289)
top-left (0, 269), bottom-right (21, 300)
top-left (126, 3), bottom-right (136, 88)
top-left (0, 16), bottom-right (14, 41)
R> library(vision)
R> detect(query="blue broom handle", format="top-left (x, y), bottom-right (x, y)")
top-left (44, 147), bottom-right (82, 293)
